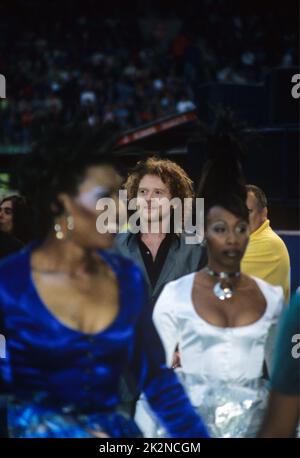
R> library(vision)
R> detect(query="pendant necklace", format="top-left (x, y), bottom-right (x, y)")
top-left (205, 267), bottom-right (241, 300)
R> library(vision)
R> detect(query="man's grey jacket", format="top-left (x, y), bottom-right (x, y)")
top-left (114, 232), bottom-right (207, 307)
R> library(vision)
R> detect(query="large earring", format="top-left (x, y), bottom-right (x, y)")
top-left (54, 222), bottom-right (64, 240)
top-left (54, 215), bottom-right (74, 240)
top-left (67, 215), bottom-right (74, 231)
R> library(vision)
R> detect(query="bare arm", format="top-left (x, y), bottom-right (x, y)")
top-left (259, 390), bottom-right (300, 438)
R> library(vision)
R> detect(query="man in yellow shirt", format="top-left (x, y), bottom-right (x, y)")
top-left (241, 185), bottom-right (291, 303)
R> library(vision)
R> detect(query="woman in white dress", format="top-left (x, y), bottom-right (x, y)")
top-left (135, 113), bottom-right (284, 438)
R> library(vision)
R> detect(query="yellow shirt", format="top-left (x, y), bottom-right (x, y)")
top-left (241, 219), bottom-right (291, 303)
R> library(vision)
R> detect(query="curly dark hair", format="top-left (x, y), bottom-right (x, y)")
top-left (13, 120), bottom-right (120, 238)
top-left (124, 156), bottom-right (194, 201)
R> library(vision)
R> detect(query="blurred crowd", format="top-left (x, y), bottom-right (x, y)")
top-left (0, 0), bottom-right (298, 145)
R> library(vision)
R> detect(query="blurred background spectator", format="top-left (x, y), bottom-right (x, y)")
top-left (0, 0), bottom-right (298, 146)
top-left (0, 195), bottom-right (34, 244)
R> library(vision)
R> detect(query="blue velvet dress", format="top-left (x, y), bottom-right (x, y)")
top-left (0, 244), bottom-right (209, 438)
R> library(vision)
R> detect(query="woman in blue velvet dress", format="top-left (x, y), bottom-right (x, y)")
top-left (0, 122), bottom-right (209, 438)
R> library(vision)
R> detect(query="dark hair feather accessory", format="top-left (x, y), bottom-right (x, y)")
top-left (195, 109), bottom-right (250, 221)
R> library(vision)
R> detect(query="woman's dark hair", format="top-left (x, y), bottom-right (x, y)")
top-left (14, 120), bottom-right (120, 238)
top-left (0, 195), bottom-right (34, 244)
top-left (196, 109), bottom-right (250, 223)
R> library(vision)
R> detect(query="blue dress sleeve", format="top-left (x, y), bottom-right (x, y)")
top-left (130, 274), bottom-right (209, 438)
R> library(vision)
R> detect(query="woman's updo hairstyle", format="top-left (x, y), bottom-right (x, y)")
top-left (14, 118), bottom-right (120, 238)
top-left (196, 109), bottom-right (251, 223)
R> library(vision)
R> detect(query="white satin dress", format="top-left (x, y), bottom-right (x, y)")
top-left (135, 274), bottom-right (284, 438)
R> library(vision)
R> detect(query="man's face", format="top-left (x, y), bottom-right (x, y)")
top-left (137, 174), bottom-right (172, 227)
top-left (246, 191), bottom-right (267, 234)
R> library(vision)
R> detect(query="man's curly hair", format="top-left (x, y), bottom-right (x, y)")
top-left (124, 156), bottom-right (194, 200)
